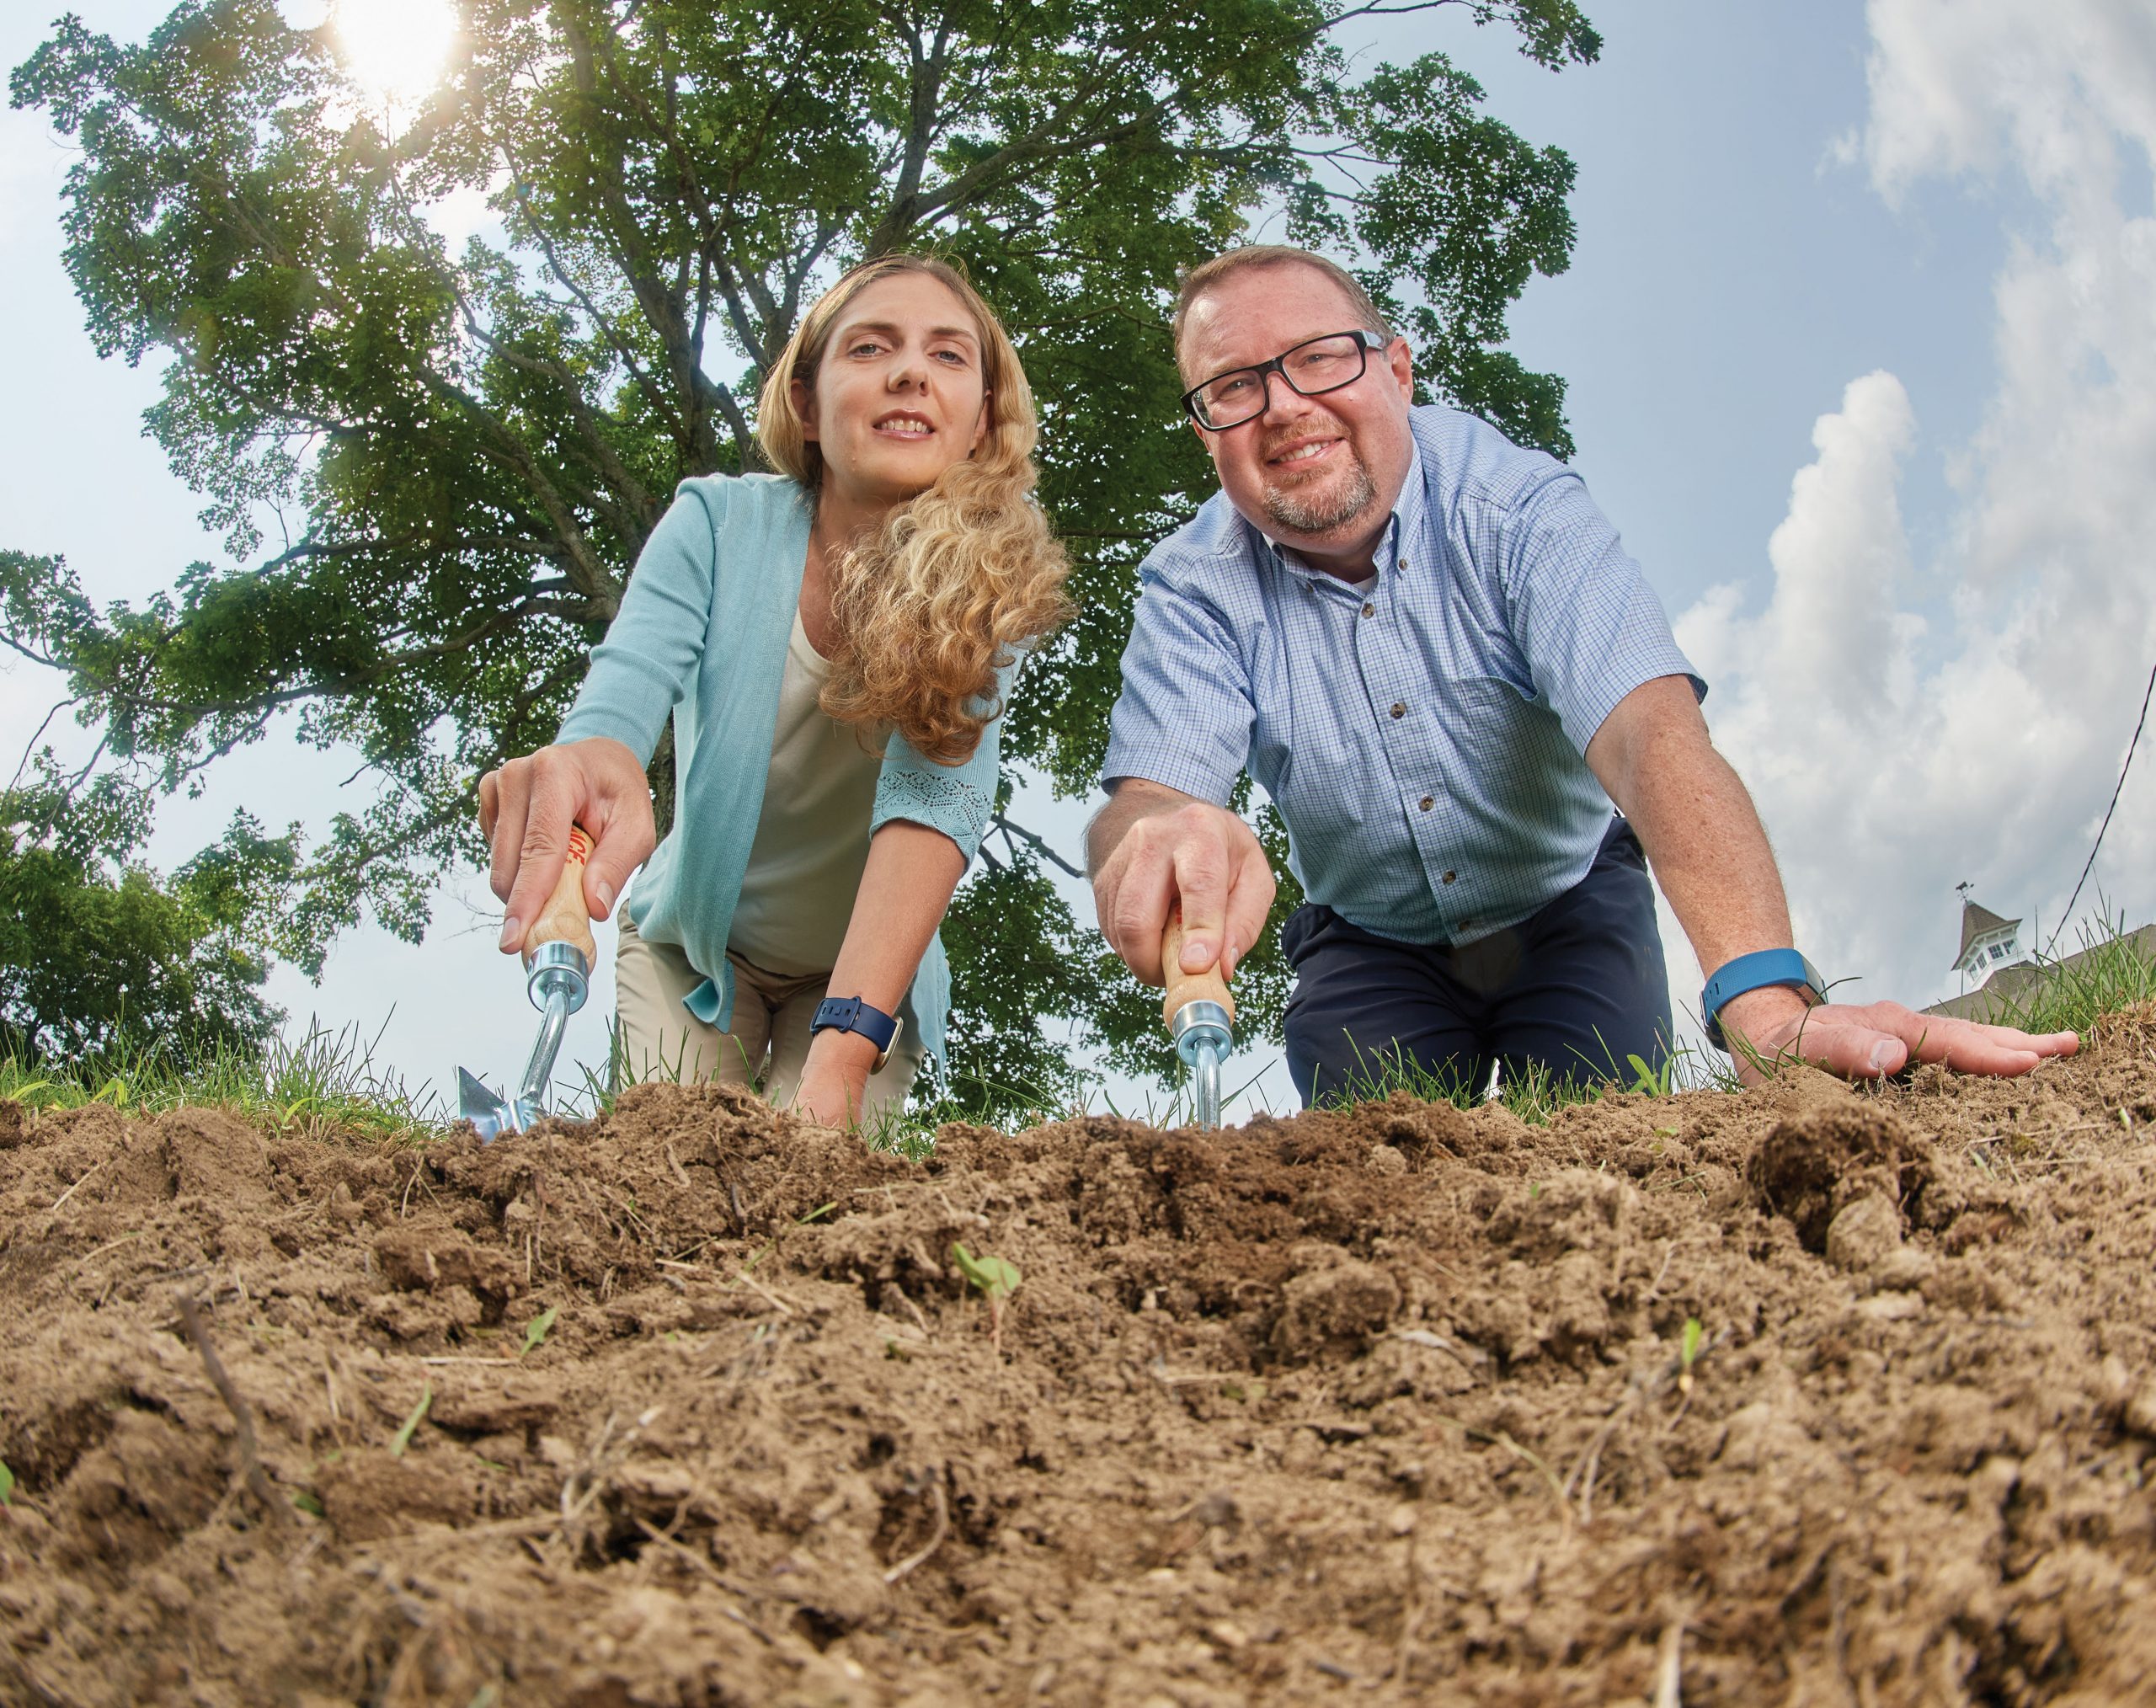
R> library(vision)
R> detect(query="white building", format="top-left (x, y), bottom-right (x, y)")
top-left (1952, 897), bottom-right (2025, 989)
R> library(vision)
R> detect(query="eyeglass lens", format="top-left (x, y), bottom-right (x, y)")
top-left (1192, 333), bottom-right (1369, 429)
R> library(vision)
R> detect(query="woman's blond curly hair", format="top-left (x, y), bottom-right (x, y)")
top-left (756, 255), bottom-right (1070, 766)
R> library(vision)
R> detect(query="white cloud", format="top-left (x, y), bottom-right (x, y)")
top-left (1675, 0), bottom-right (2156, 1011)
top-left (1859, 0), bottom-right (2156, 209)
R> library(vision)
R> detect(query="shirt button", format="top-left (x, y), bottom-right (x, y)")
top-left (1397, 557), bottom-right (1407, 570)
top-left (1442, 870), bottom-right (1457, 884)
top-left (1418, 796), bottom-right (1433, 812)
top-left (1390, 702), bottom-right (1406, 719)
top-left (1362, 602), bottom-right (1375, 617)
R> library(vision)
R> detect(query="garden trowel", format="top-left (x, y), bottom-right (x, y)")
top-left (457, 824), bottom-right (597, 1140)
top-left (1161, 904), bottom-right (1235, 1130)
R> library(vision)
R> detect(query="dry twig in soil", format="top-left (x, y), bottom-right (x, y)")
top-left (1653, 1615), bottom-right (1687, 1708)
top-left (174, 1290), bottom-right (290, 1528)
top-left (1428, 1412), bottom-right (1571, 1526)
top-left (882, 1468), bottom-right (950, 1584)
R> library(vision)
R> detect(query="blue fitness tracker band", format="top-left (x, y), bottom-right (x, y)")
top-left (1700, 949), bottom-right (1827, 1050)
top-left (810, 995), bottom-right (903, 1070)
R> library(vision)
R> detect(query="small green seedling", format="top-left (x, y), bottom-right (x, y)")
top-left (390, 1385), bottom-right (432, 1459)
top-left (292, 1490), bottom-right (325, 1518)
top-left (951, 1241), bottom-right (1022, 1355)
top-left (1625, 1054), bottom-right (1677, 1097)
top-left (0, 1460), bottom-right (14, 1505)
top-left (1678, 1317), bottom-right (1705, 1396)
top-left (520, 1305), bottom-right (558, 1357)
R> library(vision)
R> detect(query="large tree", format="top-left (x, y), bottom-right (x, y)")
top-left (1, 718), bottom-right (290, 1064)
top-left (7, 0), bottom-right (1595, 1114)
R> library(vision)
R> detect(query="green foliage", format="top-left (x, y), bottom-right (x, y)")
top-left (950, 1241), bottom-right (1022, 1305)
top-left (931, 841), bottom-right (1121, 1117)
top-left (1982, 910), bottom-right (2156, 1038)
top-left (1677, 1315), bottom-right (1704, 1398)
top-left (0, 1460), bottom-right (14, 1505)
top-left (10, 0), bottom-right (1598, 1118)
top-left (1611, 1051), bottom-right (1677, 1098)
top-left (0, 1015), bottom-right (442, 1142)
top-left (0, 738), bottom-right (289, 1063)
top-left (520, 1305), bottom-right (559, 1356)
top-left (952, 1239), bottom-right (1022, 1353)
top-left (1314, 1039), bottom-right (1583, 1125)
top-left (389, 1383), bottom-right (432, 1457)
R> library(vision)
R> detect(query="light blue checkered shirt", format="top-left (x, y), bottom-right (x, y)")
top-left (1103, 405), bottom-right (1703, 947)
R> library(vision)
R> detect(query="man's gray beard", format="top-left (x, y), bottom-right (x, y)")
top-left (1261, 455), bottom-right (1378, 537)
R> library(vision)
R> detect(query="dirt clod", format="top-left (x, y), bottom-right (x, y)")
top-left (4, 1037), bottom-right (2156, 1705)
top-left (1748, 1102), bottom-right (1932, 1250)
top-left (1272, 1257), bottom-right (1400, 1361)
top-left (1825, 1190), bottom-right (1903, 1271)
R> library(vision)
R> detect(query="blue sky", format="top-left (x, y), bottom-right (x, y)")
top-left (5, 0), bottom-right (2153, 1115)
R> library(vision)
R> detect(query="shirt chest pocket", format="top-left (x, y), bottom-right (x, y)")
top-left (1444, 671), bottom-right (1581, 812)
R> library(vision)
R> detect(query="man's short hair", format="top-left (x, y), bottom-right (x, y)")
top-left (1171, 245), bottom-right (1396, 380)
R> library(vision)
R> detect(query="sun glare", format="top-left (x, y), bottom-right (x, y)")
top-left (332, 0), bottom-right (456, 109)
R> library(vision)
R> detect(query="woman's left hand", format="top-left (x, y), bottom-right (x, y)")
top-left (791, 1033), bottom-right (878, 1128)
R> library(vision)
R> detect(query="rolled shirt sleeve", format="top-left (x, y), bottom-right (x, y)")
top-left (1101, 563), bottom-right (1256, 806)
top-left (868, 654), bottom-right (1022, 864)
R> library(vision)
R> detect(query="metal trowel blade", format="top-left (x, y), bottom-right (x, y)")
top-left (1193, 1039), bottom-right (1223, 1131)
top-left (457, 1066), bottom-right (515, 1141)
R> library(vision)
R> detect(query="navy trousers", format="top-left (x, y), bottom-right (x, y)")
top-left (1281, 818), bottom-right (1673, 1106)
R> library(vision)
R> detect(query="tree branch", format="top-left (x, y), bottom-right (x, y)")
top-left (992, 812), bottom-right (1084, 878)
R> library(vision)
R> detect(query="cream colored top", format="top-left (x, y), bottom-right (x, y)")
top-left (726, 611), bottom-right (884, 975)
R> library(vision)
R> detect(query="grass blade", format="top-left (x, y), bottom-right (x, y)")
top-left (390, 1385), bottom-right (433, 1458)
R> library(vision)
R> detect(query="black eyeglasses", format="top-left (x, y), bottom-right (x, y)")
top-left (1182, 329), bottom-right (1391, 430)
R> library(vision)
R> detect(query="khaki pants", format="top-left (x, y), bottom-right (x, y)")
top-left (613, 910), bottom-right (924, 1118)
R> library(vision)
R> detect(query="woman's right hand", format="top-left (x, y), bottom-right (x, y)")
top-left (479, 737), bottom-right (656, 954)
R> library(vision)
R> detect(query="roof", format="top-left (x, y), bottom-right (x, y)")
top-left (1926, 921), bottom-right (2156, 1022)
top-left (1954, 899), bottom-right (2022, 968)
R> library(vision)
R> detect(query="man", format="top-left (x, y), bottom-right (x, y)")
top-left (1088, 245), bottom-right (2076, 1102)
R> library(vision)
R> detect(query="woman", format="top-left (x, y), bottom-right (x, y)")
top-left (479, 256), bottom-right (1068, 1124)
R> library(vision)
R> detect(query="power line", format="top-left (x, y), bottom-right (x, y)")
top-left (2045, 658), bottom-right (2156, 958)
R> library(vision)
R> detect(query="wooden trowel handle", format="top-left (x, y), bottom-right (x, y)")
top-left (524, 823), bottom-right (600, 967)
top-left (1161, 903), bottom-right (1235, 1031)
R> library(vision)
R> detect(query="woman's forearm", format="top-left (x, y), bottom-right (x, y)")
top-left (804, 820), bottom-right (968, 1081)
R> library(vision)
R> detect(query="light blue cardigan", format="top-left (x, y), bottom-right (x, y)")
top-left (557, 472), bottom-right (1010, 1064)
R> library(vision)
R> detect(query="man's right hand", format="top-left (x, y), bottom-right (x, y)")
top-left (1088, 780), bottom-right (1276, 986)
top-left (478, 737), bottom-right (655, 954)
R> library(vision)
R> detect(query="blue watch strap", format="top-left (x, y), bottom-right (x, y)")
top-left (811, 995), bottom-right (901, 1066)
top-left (1700, 949), bottom-right (1826, 1050)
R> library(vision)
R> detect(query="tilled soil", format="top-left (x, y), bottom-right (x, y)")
top-left (5, 1011), bottom-right (2156, 1706)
